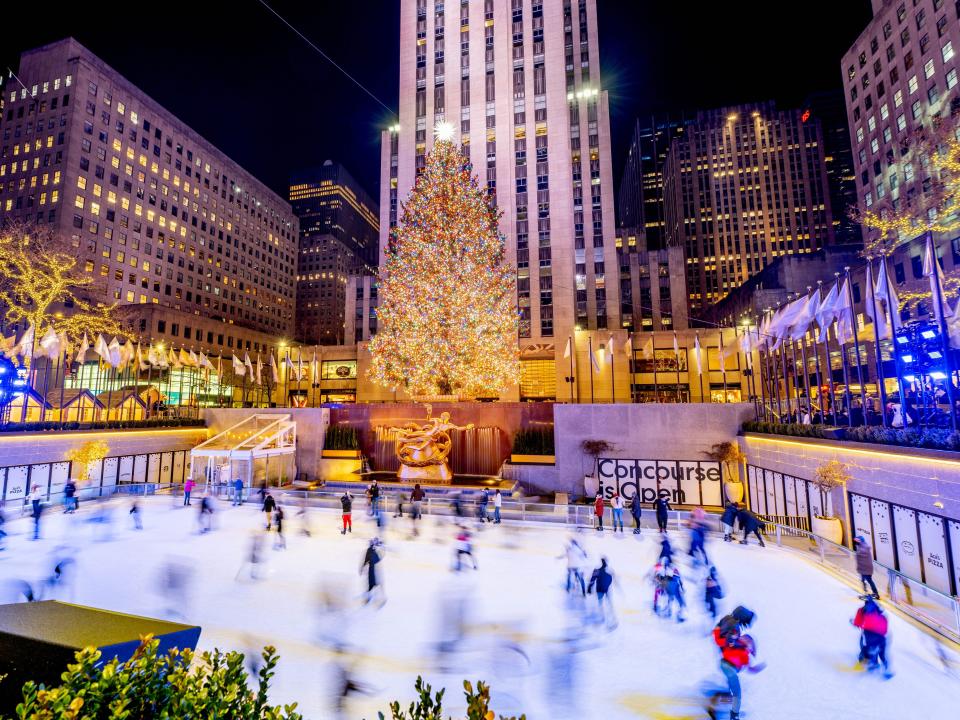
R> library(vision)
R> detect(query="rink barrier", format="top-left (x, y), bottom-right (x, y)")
top-left (765, 520), bottom-right (960, 644)
top-left (14, 482), bottom-right (960, 644)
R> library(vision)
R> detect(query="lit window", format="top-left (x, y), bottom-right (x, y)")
top-left (74, 195), bottom-right (85, 209)
top-left (897, 113), bottom-right (907, 131)
top-left (924, 59), bottom-right (936, 79)
top-left (909, 75), bottom-right (919, 93)
top-left (856, 127), bottom-right (864, 142)
top-left (943, 41), bottom-right (954, 62)
top-left (880, 103), bottom-right (889, 120)
top-left (894, 89), bottom-right (903, 107)
top-left (947, 68), bottom-right (958, 89)
top-left (871, 137), bottom-right (880, 153)
top-left (76, 176), bottom-right (86, 190)
top-left (867, 115), bottom-right (876, 131)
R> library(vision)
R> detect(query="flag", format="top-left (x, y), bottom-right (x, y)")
top-left (787, 291), bottom-right (821, 341)
top-left (94, 334), bottom-right (111, 365)
top-left (232, 354), bottom-right (246, 376)
top-left (284, 353), bottom-right (296, 373)
top-left (169, 348), bottom-right (181, 370)
top-left (590, 341), bottom-right (601, 373)
top-left (672, 332), bottom-right (680, 365)
top-left (136, 343), bottom-right (149, 371)
top-left (75, 333), bottom-right (90, 364)
top-left (179, 348), bottom-right (193, 367)
top-left (269, 352), bottom-right (279, 383)
top-left (718, 331), bottom-right (727, 378)
top-left (607, 334), bottom-right (615, 364)
top-left (189, 349), bottom-right (200, 367)
top-left (623, 335), bottom-right (632, 355)
top-left (256, 354), bottom-right (263, 385)
top-left (641, 336), bottom-right (654, 360)
top-left (694, 333), bottom-right (703, 375)
top-left (875, 256), bottom-right (902, 335)
top-left (244, 352), bottom-right (254, 379)
top-left (815, 282), bottom-right (840, 343)
top-left (923, 234), bottom-right (953, 323)
top-left (39, 326), bottom-right (61, 360)
top-left (296, 352), bottom-right (304, 380)
top-left (107, 337), bottom-right (123, 368)
top-left (14, 324), bottom-right (36, 361)
top-left (0, 332), bottom-right (17, 358)
top-left (835, 280), bottom-right (855, 345)
top-left (120, 340), bottom-right (136, 368)
top-left (563, 337), bottom-right (571, 359)
top-left (864, 261), bottom-right (890, 342)
top-left (199, 352), bottom-right (216, 371)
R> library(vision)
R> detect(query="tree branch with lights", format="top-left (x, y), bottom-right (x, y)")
top-left (368, 123), bottom-right (519, 399)
top-left (0, 222), bottom-right (122, 340)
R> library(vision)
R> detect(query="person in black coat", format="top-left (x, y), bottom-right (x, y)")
top-left (720, 502), bottom-right (739, 542)
top-left (360, 538), bottom-right (383, 605)
top-left (588, 557), bottom-right (617, 628)
top-left (653, 495), bottom-right (671, 533)
top-left (262, 492), bottom-right (276, 530)
top-left (736, 508), bottom-right (766, 547)
top-left (658, 535), bottom-right (673, 565)
top-left (629, 493), bottom-right (643, 534)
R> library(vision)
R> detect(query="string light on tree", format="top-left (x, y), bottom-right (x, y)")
top-left (368, 129), bottom-right (519, 398)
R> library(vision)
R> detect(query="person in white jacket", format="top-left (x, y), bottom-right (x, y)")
top-left (493, 489), bottom-right (503, 524)
top-left (562, 538), bottom-right (588, 595)
top-left (611, 493), bottom-right (625, 533)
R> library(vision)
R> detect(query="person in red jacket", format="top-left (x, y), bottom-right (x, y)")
top-left (593, 493), bottom-right (605, 531)
top-left (712, 606), bottom-right (763, 720)
top-left (853, 596), bottom-right (892, 677)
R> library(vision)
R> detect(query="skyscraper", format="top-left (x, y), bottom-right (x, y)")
top-left (662, 102), bottom-right (834, 315)
top-left (0, 38), bottom-right (298, 355)
top-left (289, 160), bottom-right (378, 345)
top-left (841, 0), bottom-right (960, 230)
top-left (378, 0), bottom-right (619, 391)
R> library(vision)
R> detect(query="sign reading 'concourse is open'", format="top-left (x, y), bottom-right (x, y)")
top-left (596, 458), bottom-right (725, 507)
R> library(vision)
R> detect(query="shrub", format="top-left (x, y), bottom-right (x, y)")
top-left (743, 420), bottom-right (960, 452)
top-left (512, 426), bottom-right (555, 455)
top-left (324, 423), bottom-right (360, 451)
top-left (13, 637), bottom-right (301, 720)
top-left (380, 677), bottom-right (525, 720)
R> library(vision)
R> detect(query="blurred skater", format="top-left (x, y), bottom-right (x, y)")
top-left (296, 498), bottom-right (312, 537)
top-left (454, 526), bottom-right (478, 571)
top-left (630, 492), bottom-right (642, 534)
top-left (63, 479), bottom-right (78, 513)
top-left (658, 534), bottom-right (673, 565)
top-left (705, 566), bottom-right (724, 620)
top-left (198, 494), bottom-right (214, 534)
top-left (236, 531), bottom-right (264, 581)
top-left (410, 484), bottom-right (425, 525)
top-left (360, 538), bottom-right (384, 605)
top-left (664, 566), bottom-right (686, 622)
top-left (713, 632), bottom-right (765, 720)
top-left (736, 507), bottom-right (766, 547)
top-left (650, 559), bottom-right (671, 616)
top-left (477, 488), bottom-right (491, 524)
top-left (340, 491), bottom-right (353, 535)
top-left (587, 557), bottom-right (616, 628)
top-left (720, 502), bottom-right (738, 542)
top-left (562, 537), bottom-right (587, 595)
top-left (27, 485), bottom-right (43, 540)
top-left (688, 508), bottom-right (710, 566)
top-left (593, 493), bottom-right (604, 531)
top-left (853, 596), bottom-right (893, 678)
top-left (273, 504), bottom-right (286, 550)
top-left (130, 500), bottom-right (143, 530)
top-left (653, 494), bottom-right (671, 533)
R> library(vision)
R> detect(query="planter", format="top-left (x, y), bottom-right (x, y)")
top-left (821, 427), bottom-right (847, 441)
top-left (584, 474), bottom-right (599, 498)
top-left (510, 453), bottom-right (556, 465)
top-left (724, 480), bottom-right (744, 504)
top-left (811, 515), bottom-right (844, 545)
top-left (321, 449), bottom-right (361, 459)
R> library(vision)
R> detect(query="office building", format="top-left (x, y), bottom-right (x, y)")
top-left (617, 114), bottom-right (690, 249)
top-left (614, 227), bottom-right (688, 333)
top-left (290, 160), bottom-right (378, 345)
top-left (662, 101), bottom-right (835, 315)
top-left (841, 0), bottom-right (960, 234)
top-left (0, 38), bottom-right (298, 356)
top-left (379, 0), bottom-right (620, 394)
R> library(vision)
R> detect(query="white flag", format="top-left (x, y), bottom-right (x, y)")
top-left (563, 337), bottom-right (571, 359)
top-left (256, 354), bottom-right (263, 385)
top-left (641, 335), bottom-right (654, 360)
top-left (94, 334), bottom-right (111, 365)
top-left (590, 343), bottom-right (601, 373)
top-left (244, 352), bottom-right (254, 379)
top-left (39, 326), bottom-right (61, 360)
top-left (269, 352), bottom-right (279, 383)
top-left (75, 333), bottom-right (90, 364)
top-left (623, 335), bottom-right (633, 355)
top-left (815, 282), bottom-right (840, 343)
top-left (121, 340), bottom-right (136, 368)
top-left (232, 354), bottom-right (246, 376)
top-left (694, 333), bottom-right (703, 375)
top-left (607, 334), bottom-right (615, 364)
top-left (189, 349), bottom-right (200, 367)
top-left (875, 256), bottom-right (902, 335)
top-left (864, 261), bottom-right (890, 342)
top-left (15, 324), bottom-right (36, 360)
top-left (106, 337), bottom-right (123, 368)
top-left (923, 234), bottom-right (953, 322)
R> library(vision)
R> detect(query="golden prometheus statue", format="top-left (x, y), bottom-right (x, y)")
top-left (389, 404), bottom-right (474, 482)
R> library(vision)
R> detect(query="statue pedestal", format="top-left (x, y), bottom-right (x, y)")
top-left (397, 463), bottom-right (453, 483)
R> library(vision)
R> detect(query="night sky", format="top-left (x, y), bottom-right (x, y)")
top-left (3, 1), bottom-right (873, 204)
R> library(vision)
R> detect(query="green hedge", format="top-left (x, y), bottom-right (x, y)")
top-left (512, 426), bottom-right (555, 455)
top-left (324, 423), bottom-right (360, 450)
top-left (743, 420), bottom-right (960, 452)
top-left (0, 417), bottom-right (205, 433)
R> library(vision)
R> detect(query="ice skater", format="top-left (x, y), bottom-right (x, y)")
top-left (235, 531), bottom-right (264, 581)
top-left (630, 491), bottom-right (642, 534)
top-left (232, 477), bottom-right (244, 506)
top-left (410, 484), bottom-right (425, 523)
top-left (611, 492), bottom-right (624, 532)
top-left (493, 489), bottom-right (503, 524)
top-left (63, 479), bottom-right (78, 513)
top-left (653, 493), bottom-right (671, 533)
top-left (183, 478), bottom-right (194, 506)
top-left (129, 500), bottom-right (143, 530)
top-left (712, 632), bottom-right (765, 720)
top-left (587, 557), bottom-right (617, 628)
top-left (273, 504), bottom-right (286, 550)
top-left (27, 485), bottom-right (43, 540)
top-left (737, 507), bottom-right (766, 547)
top-left (853, 595), bottom-right (892, 678)
top-left (477, 488), bottom-right (491, 524)
top-left (720, 502), bottom-right (738, 542)
top-left (688, 508), bottom-right (709, 566)
top-left (360, 538), bottom-right (384, 605)
top-left (562, 537), bottom-right (588, 595)
top-left (650, 559), bottom-right (671, 616)
top-left (593, 492), bottom-right (605, 531)
top-left (453, 526), bottom-right (478, 571)
top-left (393, 491), bottom-right (407, 518)
top-left (262, 491), bottom-right (276, 530)
top-left (663, 566), bottom-right (686, 622)
top-left (854, 535), bottom-right (880, 598)
top-left (296, 498), bottom-right (312, 537)
top-left (198, 494), bottom-right (214, 534)
top-left (340, 491), bottom-right (353, 534)
top-left (704, 566), bottom-right (724, 620)
top-left (658, 534), bottom-right (674, 565)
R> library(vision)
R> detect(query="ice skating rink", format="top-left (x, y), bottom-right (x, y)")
top-left (1, 495), bottom-right (958, 719)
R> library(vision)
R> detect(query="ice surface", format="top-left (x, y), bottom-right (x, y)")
top-left (1, 495), bottom-right (958, 719)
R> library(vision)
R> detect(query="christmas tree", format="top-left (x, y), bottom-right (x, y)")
top-left (369, 124), bottom-right (519, 398)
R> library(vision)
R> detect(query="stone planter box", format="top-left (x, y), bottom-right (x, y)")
top-left (509, 453), bottom-right (556, 465)
top-left (811, 515), bottom-right (844, 545)
top-left (820, 427), bottom-right (847, 441)
top-left (321, 449), bottom-right (361, 459)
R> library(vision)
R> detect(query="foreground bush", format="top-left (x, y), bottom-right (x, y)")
top-left (14, 637), bottom-right (301, 720)
top-left (742, 420), bottom-right (960, 451)
top-left (380, 677), bottom-right (525, 720)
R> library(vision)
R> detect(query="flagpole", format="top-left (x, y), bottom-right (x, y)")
top-left (789, 322), bottom-right (802, 419)
top-left (567, 335), bottom-right (574, 403)
top-left (588, 335), bottom-right (595, 404)
top-left (865, 259), bottom-right (890, 428)
top-left (627, 332), bottom-right (634, 404)
top-left (610, 340), bottom-right (615, 404)
top-left (59, 347), bottom-right (69, 428)
top-left (719, 329), bottom-right (728, 402)
top-left (926, 234), bottom-right (959, 431)
top-left (845, 266), bottom-right (869, 426)
top-left (756, 319), bottom-right (768, 421)
top-left (652, 334), bottom-right (659, 403)
top-left (696, 332), bottom-right (704, 402)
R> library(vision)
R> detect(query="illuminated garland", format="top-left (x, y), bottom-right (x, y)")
top-left (368, 139), bottom-right (520, 398)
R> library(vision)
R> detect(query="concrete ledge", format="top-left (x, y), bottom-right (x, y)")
top-left (742, 432), bottom-right (960, 465)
